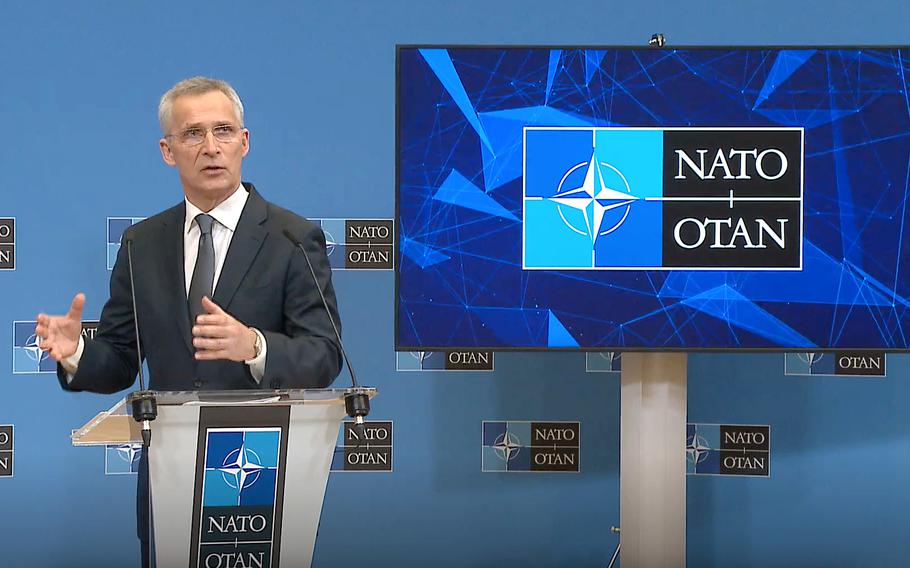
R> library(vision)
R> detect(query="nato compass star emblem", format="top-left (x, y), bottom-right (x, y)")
top-left (523, 126), bottom-right (803, 270)
top-left (23, 333), bottom-right (48, 365)
top-left (797, 352), bottom-right (823, 367)
top-left (13, 322), bottom-right (57, 374)
top-left (522, 127), bottom-right (666, 269)
top-left (105, 443), bottom-right (142, 475)
top-left (116, 444), bottom-right (142, 465)
top-left (217, 444), bottom-right (265, 491)
top-left (492, 431), bottom-right (522, 462)
top-left (785, 351), bottom-right (835, 376)
top-left (686, 433), bottom-right (711, 467)
top-left (324, 229), bottom-right (337, 257)
top-left (548, 152), bottom-right (638, 243)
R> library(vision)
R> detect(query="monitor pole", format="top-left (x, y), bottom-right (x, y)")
top-left (620, 352), bottom-right (687, 567)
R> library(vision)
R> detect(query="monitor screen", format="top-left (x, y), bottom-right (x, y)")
top-left (396, 46), bottom-right (910, 350)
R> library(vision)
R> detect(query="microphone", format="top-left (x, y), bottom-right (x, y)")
top-left (125, 237), bottom-right (157, 447)
top-left (282, 229), bottom-right (370, 427)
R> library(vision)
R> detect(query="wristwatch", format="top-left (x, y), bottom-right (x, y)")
top-left (248, 327), bottom-right (263, 360)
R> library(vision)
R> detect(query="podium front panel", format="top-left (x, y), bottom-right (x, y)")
top-left (149, 401), bottom-right (346, 568)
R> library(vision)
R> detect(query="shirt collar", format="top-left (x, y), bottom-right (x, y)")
top-left (184, 184), bottom-right (248, 234)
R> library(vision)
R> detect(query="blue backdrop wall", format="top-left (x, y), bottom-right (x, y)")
top-left (1, 1), bottom-right (908, 566)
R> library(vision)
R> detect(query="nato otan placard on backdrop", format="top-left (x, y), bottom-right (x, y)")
top-left (687, 423), bottom-right (770, 477)
top-left (482, 421), bottom-right (580, 473)
top-left (0, 425), bottom-right (13, 477)
top-left (0, 217), bottom-right (14, 270)
top-left (331, 421), bottom-right (393, 472)
top-left (13, 321), bottom-right (99, 374)
top-left (784, 351), bottom-right (886, 377)
top-left (314, 218), bottom-right (394, 270)
top-left (396, 350), bottom-right (494, 371)
top-left (585, 352), bottom-right (622, 373)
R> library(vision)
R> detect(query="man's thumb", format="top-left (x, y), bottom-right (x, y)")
top-left (67, 293), bottom-right (86, 320)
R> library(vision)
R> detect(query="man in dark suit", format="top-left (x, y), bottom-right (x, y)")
top-left (35, 77), bottom-right (342, 566)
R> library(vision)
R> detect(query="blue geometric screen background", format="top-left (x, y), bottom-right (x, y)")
top-left (397, 47), bottom-right (910, 350)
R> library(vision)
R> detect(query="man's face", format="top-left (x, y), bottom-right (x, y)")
top-left (159, 90), bottom-right (250, 208)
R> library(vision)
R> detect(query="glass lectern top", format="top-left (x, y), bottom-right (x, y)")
top-left (71, 387), bottom-right (376, 446)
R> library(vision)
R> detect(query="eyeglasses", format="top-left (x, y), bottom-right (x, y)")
top-left (166, 124), bottom-right (243, 146)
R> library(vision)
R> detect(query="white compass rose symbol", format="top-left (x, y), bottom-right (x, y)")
top-left (324, 230), bottom-right (337, 256)
top-left (23, 334), bottom-right (48, 364)
top-left (411, 351), bottom-right (433, 366)
top-left (218, 445), bottom-right (265, 490)
top-left (547, 152), bottom-right (639, 243)
top-left (686, 434), bottom-right (711, 466)
top-left (796, 352), bottom-right (823, 366)
top-left (492, 432), bottom-right (522, 462)
top-left (116, 444), bottom-right (142, 465)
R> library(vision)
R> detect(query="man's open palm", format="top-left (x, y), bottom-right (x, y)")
top-left (36, 293), bottom-right (85, 362)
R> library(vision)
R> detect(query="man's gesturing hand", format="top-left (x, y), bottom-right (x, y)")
top-left (192, 297), bottom-right (257, 362)
top-left (36, 293), bottom-right (85, 362)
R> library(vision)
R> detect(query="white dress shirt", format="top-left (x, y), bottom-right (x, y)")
top-left (63, 184), bottom-right (268, 382)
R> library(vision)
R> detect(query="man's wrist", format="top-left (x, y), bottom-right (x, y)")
top-left (245, 327), bottom-right (262, 362)
top-left (61, 336), bottom-right (85, 375)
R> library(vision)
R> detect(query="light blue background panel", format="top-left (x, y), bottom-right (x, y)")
top-left (0, 1), bottom-right (909, 567)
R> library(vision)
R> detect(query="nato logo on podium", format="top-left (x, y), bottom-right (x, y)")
top-left (195, 428), bottom-right (282, 566)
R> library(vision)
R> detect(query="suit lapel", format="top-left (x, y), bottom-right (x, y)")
top-left (213, 184), bottom-right (268, 310)
top-left (158, 202), bottom-right (195, 354)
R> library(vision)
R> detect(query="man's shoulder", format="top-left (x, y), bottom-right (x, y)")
top-left (262, 200), bottom-right (322, 239)
top-left (122, 203), bottom-right (183, 241)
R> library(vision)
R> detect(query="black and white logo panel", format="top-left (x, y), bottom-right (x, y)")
top-left (314, 218), bottom-right (394, 270)
top-left (482, 421), bottom-right (580, 473)
top-left (0, 218), bottom-right (15, 270)
top-left (0, 425), bottom-right (13, 477)
top-left (331, 421), bottom-right (393, 472)
top-left (688, 423), bottom-right (770, 477)
top-left (785, 351), bottom-right (886, 377)
top-left (397, 350), bottom-right (495, 371)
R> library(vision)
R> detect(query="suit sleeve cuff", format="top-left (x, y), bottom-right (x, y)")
top-left (245, 328), bottom-right (267, 383)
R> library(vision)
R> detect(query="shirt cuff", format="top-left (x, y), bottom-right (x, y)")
top-left (62, 336), bottom-right (85, 383)
top-left (245, 328), bottom-right (267, 383)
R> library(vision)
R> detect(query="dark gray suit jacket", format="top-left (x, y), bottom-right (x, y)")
top-left (56, 183), bottom-right (343, 556)
top-left (58, 182), bottom-right (343, 393)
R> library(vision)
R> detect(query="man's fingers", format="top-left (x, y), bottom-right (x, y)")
top-left (192, 324), bottom-right (231, 338)
top-left (48, 347), bottom-right (64, 362)
top-left (201, 296), bottom-right (225, 315)
top-left (193, 336), bottom-right (233, 350)
top-left (67, 293), bottom-right (86, 321)
top-left (195, 349), bottom-right (228, 360)
top-left (195, 314), bottom-right (229, 326)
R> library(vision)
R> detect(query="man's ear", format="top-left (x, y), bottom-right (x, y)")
top-left (240, 128), bottom-right (250, 158)
top-left (159, 138), bottom-right (176, 166)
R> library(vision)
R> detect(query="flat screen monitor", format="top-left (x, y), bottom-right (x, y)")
top-left (396, 46), bottom-right (910, 350)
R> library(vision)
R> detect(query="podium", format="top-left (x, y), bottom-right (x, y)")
top-left (72, 388), bottom-right (376, 568)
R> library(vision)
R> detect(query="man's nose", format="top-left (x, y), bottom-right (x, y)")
top-left (201, 130), bottom-right (220, 154)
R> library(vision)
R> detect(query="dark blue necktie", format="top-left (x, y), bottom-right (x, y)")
top-left (188, 213), bottom-right (215, 325)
